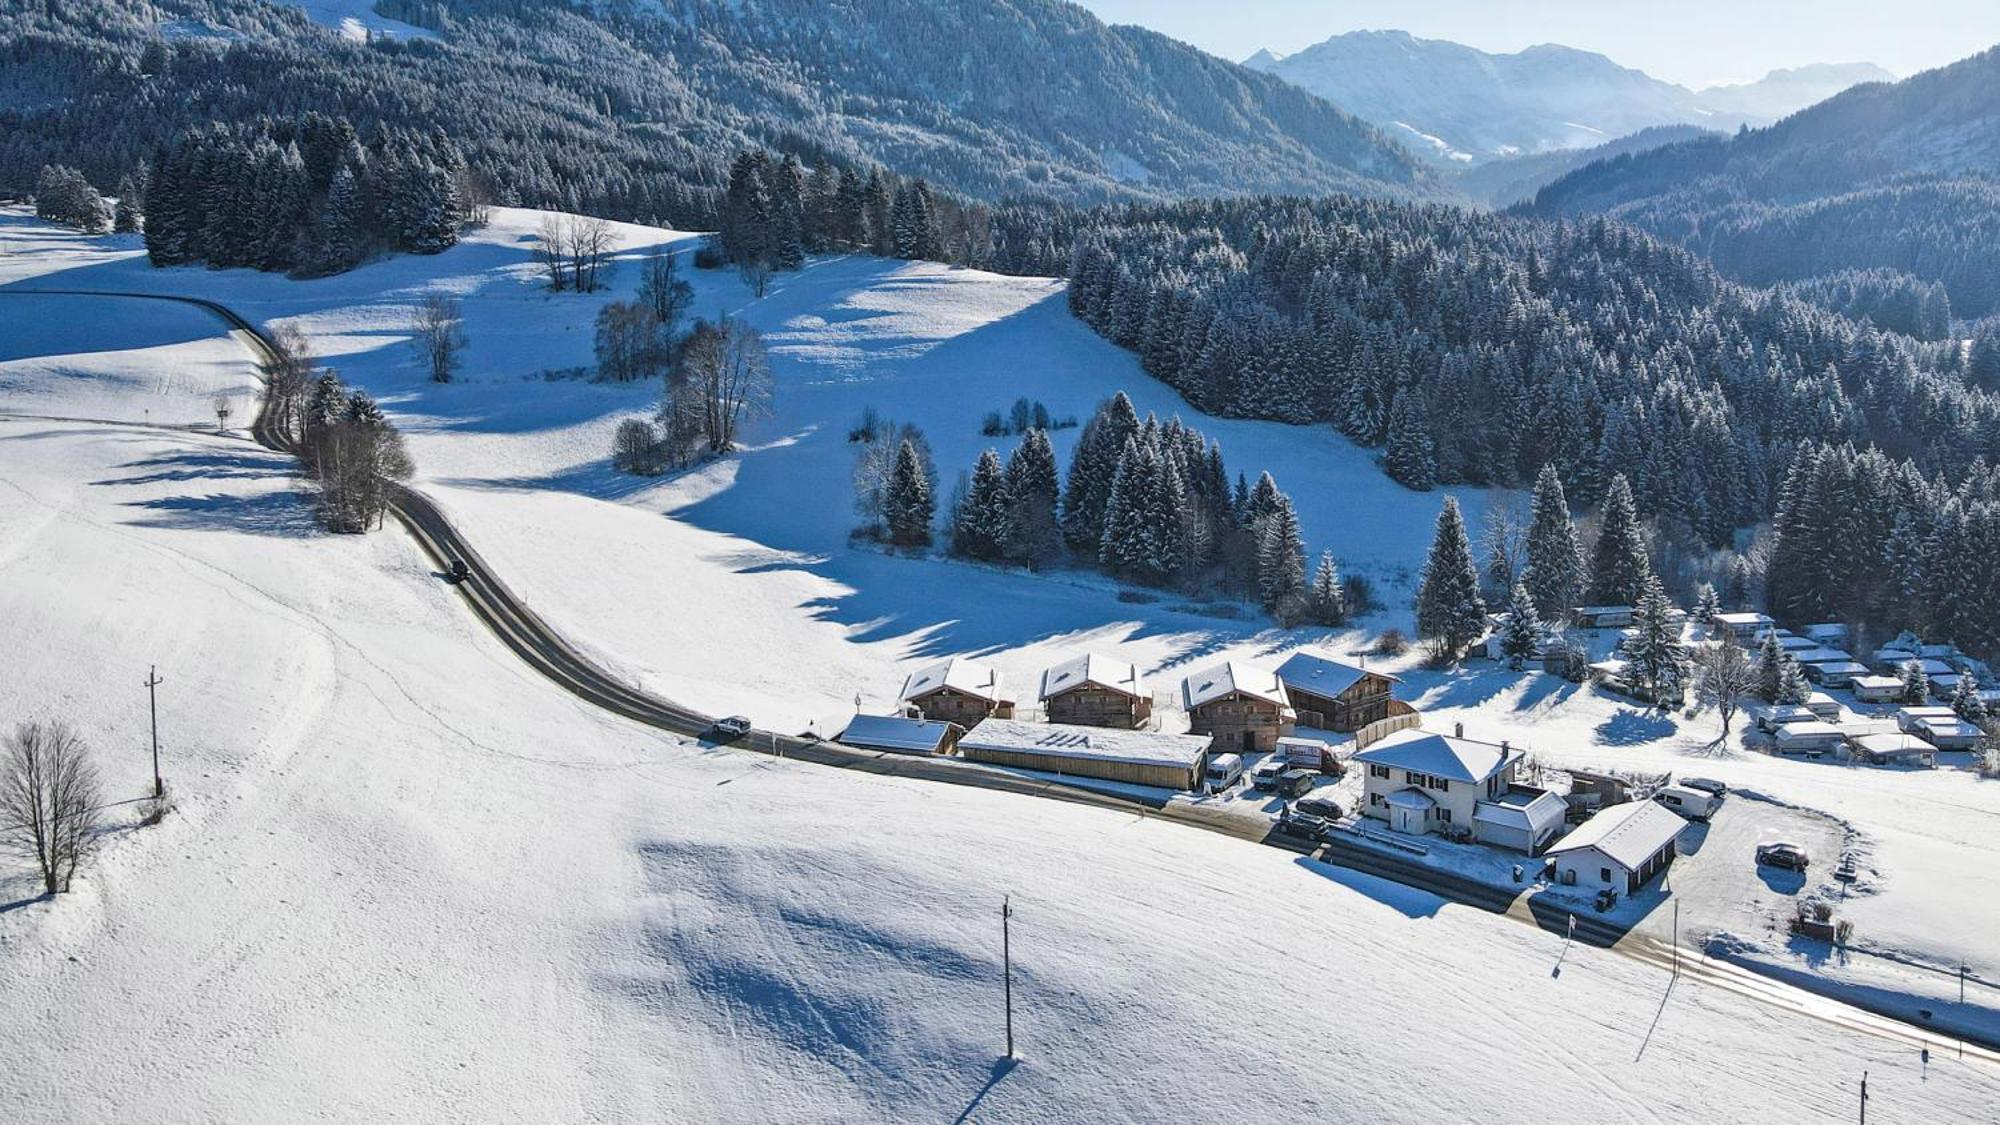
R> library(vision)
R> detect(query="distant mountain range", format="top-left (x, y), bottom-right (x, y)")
top-left (1245, 30), bottom-right (1891, 167)
top-left (1449, 124), bottom-right (1716, 208)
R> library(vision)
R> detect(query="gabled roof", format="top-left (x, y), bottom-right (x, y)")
top-left (1180, 661), bottom-right (1290, 711)
top-left (837, 714), bottom-right (960, 754)
top-left (1274, 649), bottom-right (1396, 701)
top-left (1545, 800), bottom-right (1686, 870)
top-left (1354, 728), bottom-right (1518, 785)
top-left (959, 718), bottom-right (1209, 770)
top-left (900, 657), bottom-right (1011, 705)
top-left (1473, 789), bottom-right (1569, 834)
top-left (1039, 653), bottom-right (1147, 701)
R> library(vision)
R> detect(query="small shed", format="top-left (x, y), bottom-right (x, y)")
top-left (836, 714), bottom-right (963, 756)
top-left (900, 657), bottom-right (1016, 727)
top-left (957, 718), bottom-right (1210, 791)
top-left (1851, 675), bottom-right (1906, 704)
top-left (1845, 732), bottom-right (1938, 769)
top-left (1772, 721), bottom-right (1846, 757)
top-left (1573, 605), bottom-right (1635, 629)
top-left (1546, 801), bottom-right (1686, 893)
top-left (1182, 661), bottom-right (1296, 754)
top-left (1038, 653), bottom-right (1151, 729)
top-left (1712, 612), bottom-right (1776, 644)
top-left (1274, 649), bottom-right (1399, 732)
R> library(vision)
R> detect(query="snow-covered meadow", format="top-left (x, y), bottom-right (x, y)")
top-left (4, 207), bottom-right (2000, 1117)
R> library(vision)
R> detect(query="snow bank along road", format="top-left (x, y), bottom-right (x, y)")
top-left (17, 287), bottom-right (1998, 1068)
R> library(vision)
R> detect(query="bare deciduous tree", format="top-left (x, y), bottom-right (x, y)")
top-left (536, 214), bottom-right (616, 292)
top-left (413, 292), bottom-right (467, 384)
top-left (213, 393), bottom-right (235, 432)
top-left (1479, 494), bottom-right (1529, 598)
top-left (593, 300), bottom-right (668, 383)
top-left (677, 317), bottom-right (772, 453)
top-left (636, 248), bottom-right (694, 336)
top-left (263, 323), bottom-right (318, 444)
top-left (0, 721), bottom-right (103, 896)
top-left (1691, 642), bottom-right (1759, 748)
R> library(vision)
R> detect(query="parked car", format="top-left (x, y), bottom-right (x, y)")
top-left (1276, 807), bottom-right (1332, 841)
top-left (1293, 793), bottom-right (1344, 821)
top-left (1250, 759), bottom-right (1289, 791)
top-left (1275, 768), bottom-right (1318, 798)
top-left (1756, 841), bottom-right (1810, 871)
top-left (1680, 777), bottom-right (1728, 799)
top-left (1204, 753), bottom-right (1245, 792)
top-left (711, 715), bottom-right (753, 740)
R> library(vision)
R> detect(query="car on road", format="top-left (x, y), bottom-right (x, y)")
top-left (1274, 768), bottom-right (1318, 798)
top-left (1249, 759), bottom-right (1289, 791)
top-left (1293, 793), bottom-right (1343, 821)
top-left (445, 559), bottom-right (470, 584)
top-left (1756, 841), bottom-right (1810, 871)
top-left (1276, 806), bottom-right (1332, 842)
top-left (711, 715), bottom-right (753, 740)
top-left (1680, 777), bottom-right (1728, 799)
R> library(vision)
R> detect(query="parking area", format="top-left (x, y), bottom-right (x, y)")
top-left (1627, 792), bottom-right (1850, 947)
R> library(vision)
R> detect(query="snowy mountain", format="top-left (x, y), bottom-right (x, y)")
top-left (16, 0), bottom-right (1435, 211)
top-left (1450, 124), bottom-right (1715, 208)
top-left (1243, 29), bottom-right (1885, 166)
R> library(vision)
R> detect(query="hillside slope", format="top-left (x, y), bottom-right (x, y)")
top-left (1, 0), bottom-right (1435, 218)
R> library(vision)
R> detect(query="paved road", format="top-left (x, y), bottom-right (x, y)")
top-left (15, 288), bottom-right (1997, 1063)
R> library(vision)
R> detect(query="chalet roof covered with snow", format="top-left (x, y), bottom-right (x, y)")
top-left (1039, 653), bottom-right (1147, 701)
top-left (1849, 732), bottom-right (1936, 758)
top-left (1274, 649), bottom-right (1396, 700)
top-left (1180, 661), bottom-right (1290, 710)
top-left (958, 718), bottom-right (1209, 770)
top-left (1545, 800), bottom-right (1686, 870)
top-left (900, 656), bottom-right (1011, 705)
top-left (1353, 728), bottom-right (1519, 785)
top-left (1713, 612), bottom-right (1775, 628)
top-left (836, 714), bottom-right (960, 754)
top-left (1472, 788), bottom-right (1568, 834)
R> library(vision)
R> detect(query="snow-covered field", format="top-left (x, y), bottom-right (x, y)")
top-left (4, 208), bottom-right (1999, 1117)
top-left (2, 381), bottom-right (1996, 1121)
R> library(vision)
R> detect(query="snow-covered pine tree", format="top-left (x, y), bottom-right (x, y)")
top-left (950, 449), bottom-right (1008, 561)
top-left (1098, 439), bottom-right (1146, 578)
top-left (1587, 474), bottom-right (1652, 606)
top-left (1692, 581), bottom-right (1722, 626)
top-left (1382, 391), bottom-right (1437, 491)
top-left (1062, 392), bottom-right (1139, 552)
top-left (1774, 654), bottom-right (1811, 706)
top-left (1626, 576), bottom-right (1688, 706)
top-left (1415, 496), bottom-right (1487, 660)
top-left (1308, 551), bottom-right (1346, 627)
top-left (1898, 660), bottom-right (1931, 706)
top-left (1256, 496), bottom-right (1307, 620)
top-left (1725, 554), bottom-right (1754, 611)
top-left (883, 439), bottom-right (934, 548)
top-left (1951, 674), bottom-right (1989, 724)
top-left (113, 176), bottom-right (141, 233)
top-left (1498, 581), bottom-right (1544, 668)
top-left (1001, 429), bottom-right (1062, 568)
top-left (1525, 464), bottom-right (1587, 620)
top-left (1754, 631), bottom-right (1787, 702)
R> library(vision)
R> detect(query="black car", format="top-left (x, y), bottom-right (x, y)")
top-left (1277, 807), bottom-right (1332, 841)
top-left (1275, 768), bottom-right (1318, 798)
top-left (446, 559), bottom-right (471, 584)
top-left (1294, 793), bottom-right (1344, 821)
top-left (1756, 841), bottom-right (1810, 871)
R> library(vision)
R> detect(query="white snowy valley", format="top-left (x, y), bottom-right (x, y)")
top-left (2, 207), bottom-right (1999, 1122)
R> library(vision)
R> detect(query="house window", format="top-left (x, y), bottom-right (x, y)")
top-left (1369, 764), bottom-right (1390, 780)
top-left (1427, 775), bottom-right (1450, 793)
top-left (1600, 867), bottom-right (1612, 883)
top-left (1405, 770), bottom-right (1421, 785)
top-left (1369, 792), bottom-right (1382, 807)
top-left (1437, 808), bottom-right (1452, 824)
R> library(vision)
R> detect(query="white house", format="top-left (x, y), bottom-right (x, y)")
top-left (1712, 612), bottom-right (1776, 644)
top-left (1852, 675), bottom-right (1907, 704)
top-left (1353, 728), bottom-right (1563, 853)
top-left (1896, 706), bottom-right (1985, 750)
top-left (1546, 800), bottom-right (1686, 894)
top-left (1772, 720), bottom-right (1846, 757)
top-left (1845, 732), bottom-right (1938, 769)
top-left (1572, 605), bottom-right (1635, 629)
top-left (1801, 660), bottom-right (1868, 688)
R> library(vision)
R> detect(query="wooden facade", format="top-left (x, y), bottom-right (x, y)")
top-left (1186, 695), bottom-right (1293, 754)
top-left (909, 687), bottom-right (1013, 727)
top-left (1044, 686), bottom-right (1151, 729)
top-left (1286, 672), bottom-right (1396, 733)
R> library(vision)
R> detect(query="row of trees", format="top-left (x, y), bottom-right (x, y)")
top-left (143, 114), bottom-right (473, 276)
top-left (31, 163), bottom-right (116, 232)
top-left (262, 327), bottom-right (416, 533)
top-left (715, 149), bottom-right (987, 292)
top-left (610, 317), bottom-right (773, 475)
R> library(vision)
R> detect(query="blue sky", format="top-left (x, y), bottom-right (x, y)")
top-left (1074, 1), bottom-right (2000, 87)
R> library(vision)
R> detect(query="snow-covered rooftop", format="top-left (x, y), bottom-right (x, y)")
top-left (1473, 788), bottom-right (1568, 833)
top-left (1714, 612), bottom-right (1775, 627)
top-left (1354, 728), bottom-right (1519, 785)
top-left (1545, 800), bottom-right (1686, 870)
top-left (1038, 652), bottom-right (1147, 701)
top-left (1180, 661), bottom-right (1290, 711)
top-left (958, 718), bottom-right (1209, 770)
top-left (900, 656), bottom-right (1012, 705)
top-left (836, 714), bottom-right (959, 754)
top-left (1849, 732), bottom-right (1936, 758)
top-left (1274, 648), bottom-right (1395, 701)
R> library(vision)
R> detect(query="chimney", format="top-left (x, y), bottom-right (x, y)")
top-left (1453, 722), bottom-right (1463, 739)
top-left (1501, 739), bottom-right (1511, 753)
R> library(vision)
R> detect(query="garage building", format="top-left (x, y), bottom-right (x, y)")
top-left (1545, 800), bottom-right (1687, 894)
top-left (958, 718), bottom-right (1210, 791)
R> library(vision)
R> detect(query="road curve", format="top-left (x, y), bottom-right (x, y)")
top-left (13, 288), bottom-right (1997, 1062)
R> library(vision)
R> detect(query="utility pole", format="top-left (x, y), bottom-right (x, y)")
top-left (1001, 895), bottom-right (1015, 1060)
top-left (1859, 1070), bottom-right (1868, 1125)
top-left (144, 665), bottom-right (165, 798)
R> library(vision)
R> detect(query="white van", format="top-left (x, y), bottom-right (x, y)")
top-left (1204, 753), bottom-right (1245, 792)
top-left (1653, 784), bottom-right (1720, 823)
